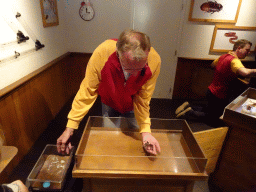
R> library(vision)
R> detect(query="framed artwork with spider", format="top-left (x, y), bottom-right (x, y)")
top-left (188, 0), bottom-right (242, 23)
top-left (40, 0), bottom-right (59, 27)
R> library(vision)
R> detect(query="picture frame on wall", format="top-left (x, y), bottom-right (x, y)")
top-left (40, 0), bottom-right (59, 27)
top-left (210, 25), bottom-right (256, 53)
top-left (188, 0), bottom-right (242, 23)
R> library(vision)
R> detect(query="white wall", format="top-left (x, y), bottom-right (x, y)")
top-left (132, 0), bottom-right (183, 98)
top-left (63, 0), bottom-right (133, 52)
top-left (0, 0), bottom-right (69, 90)
top-left (63, 0), bottom-right (183, 98)
top-left (178, 0), bottom-right (256, 60)
top-left (1, 0), bottom-right (255, 98)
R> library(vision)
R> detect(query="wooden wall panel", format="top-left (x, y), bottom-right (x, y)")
top-left (173, 58), bottom-right (214, 100)
top-left (0, 53), bottom-right (91, 178)
top-left (31, 64), bottom-right (66, 116)
top-left (0, 95), bottom-right (31, 162)
top-left (209, 124), bottom-right (256, 191)
top-left (173, 57), bottom-right (255, 100)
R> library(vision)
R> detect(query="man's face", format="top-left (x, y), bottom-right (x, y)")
top-left (120, 51), bottom-right (148, 76)
top-left (237, 44), bottom-right (251, 59)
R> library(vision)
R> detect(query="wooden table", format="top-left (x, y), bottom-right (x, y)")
top-left (72, 117), bottom-right (208, 192)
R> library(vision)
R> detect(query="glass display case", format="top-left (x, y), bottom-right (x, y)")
top-left (27, 144), bottom-right (74, 191)
top-left (222, 87), bottom-right (256, 129)
top-left (73, 117), bottom-right (208, 191)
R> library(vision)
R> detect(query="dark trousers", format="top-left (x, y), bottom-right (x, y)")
top-left (187, 89), bottom-right (229, 126)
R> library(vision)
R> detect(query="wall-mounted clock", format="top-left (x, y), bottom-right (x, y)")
top-left (79, 1), bottom-right (94, 21)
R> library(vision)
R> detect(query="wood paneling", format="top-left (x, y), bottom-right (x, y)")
top-left (82, 178), bottom-right (193, 192)
top-left (209, 124), bottom-right (256, 191)
top-left (0, 53), bottom-right (91, 182)
top-left (173, 57), bottom-right (256, 100)
top-left (173, 58), bottom-right (214, 99)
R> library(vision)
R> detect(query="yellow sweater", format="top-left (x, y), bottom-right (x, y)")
top-left (67, 39), bottom-right (161, 133)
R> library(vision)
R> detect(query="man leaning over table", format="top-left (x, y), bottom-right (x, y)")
top-left (57, 29), bottom-right (161, 155)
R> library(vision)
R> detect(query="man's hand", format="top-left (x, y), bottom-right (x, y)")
top-left (141, 132), bottom-right (161, 155)
top-left (57, 128), bottom-right (74, 154)
top-left (8, 180), bottom-right (29, 192)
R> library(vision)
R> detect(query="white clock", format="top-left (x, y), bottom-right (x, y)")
top-left (79, 1), bottom-right (94, 21)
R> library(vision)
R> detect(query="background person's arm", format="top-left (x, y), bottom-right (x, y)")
top-left (237, 67), bottom-right (256, 78)
top-left (211, 58), bottom-right (219, 68)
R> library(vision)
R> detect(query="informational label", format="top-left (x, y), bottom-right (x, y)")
top-left (241, 98), bottom-right (256, 117)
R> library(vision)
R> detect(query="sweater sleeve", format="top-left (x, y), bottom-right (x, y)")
top-left (133, 48), bottom-right (161, 133)
top-left (212, 58), bottom-right (219, 67)
top-left (230, 58), bottom-right (245, 74)
top-left (66, 47), bottom-right (103, 129)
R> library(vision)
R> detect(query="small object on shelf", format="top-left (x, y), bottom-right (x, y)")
top-left (15, 12), bottom-right (38, 43)
top-left (15, 12), bottom-right (21, 18)
top-left (17, 30), bottom-right (29, 44)
top-left (0, 30), bottom-right (29, 47)
top-left (35, 40), bottom-right (45, 51)
top-left (14, 51), bottom-right (20, 58)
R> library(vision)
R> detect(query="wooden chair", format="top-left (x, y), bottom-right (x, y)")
top-left (193, 127), bottom-right (228, 174)
top-left (0, 127), bottom-right (18, 183)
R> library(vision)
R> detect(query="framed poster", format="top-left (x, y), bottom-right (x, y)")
top-left (188, 0), bottom-right (242, 23)
top-left (40, 0), bottom-right (59, 27)
top-left (210, 25), bottom-right (256, 53)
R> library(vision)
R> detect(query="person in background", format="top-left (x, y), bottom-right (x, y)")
top-left (0, 180), bottom-right (29, 192)
top-left (57, 29), bottom-right (161, 155)
top-left (248, 45), bottom-right (256, 89)
top-left (176, 39), bottom-right (256, 126)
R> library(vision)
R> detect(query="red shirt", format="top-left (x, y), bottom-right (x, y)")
top-left (98, 52), bottom-right (152, 113)
top-left (208, 54), bottom-right (236, 99)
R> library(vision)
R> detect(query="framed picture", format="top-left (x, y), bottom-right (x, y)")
top-left (188, 0), bottom-right (242, 23)
top-left (210, 25), bottom-right (256, 53)
top-left (40, 0), bottom-right (59, 27)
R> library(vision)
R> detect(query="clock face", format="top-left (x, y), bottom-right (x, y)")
top-left (79, 4), bottom-right (94, 21)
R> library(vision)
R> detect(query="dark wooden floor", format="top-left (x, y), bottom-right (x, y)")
top-left (8, 96), bottom-right (224, 191)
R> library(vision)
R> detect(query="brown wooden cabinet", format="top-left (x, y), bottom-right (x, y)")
top-left (210, 124), bottom-right (256, 191)
top-left (209, 88), bottom-right (256, 191)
